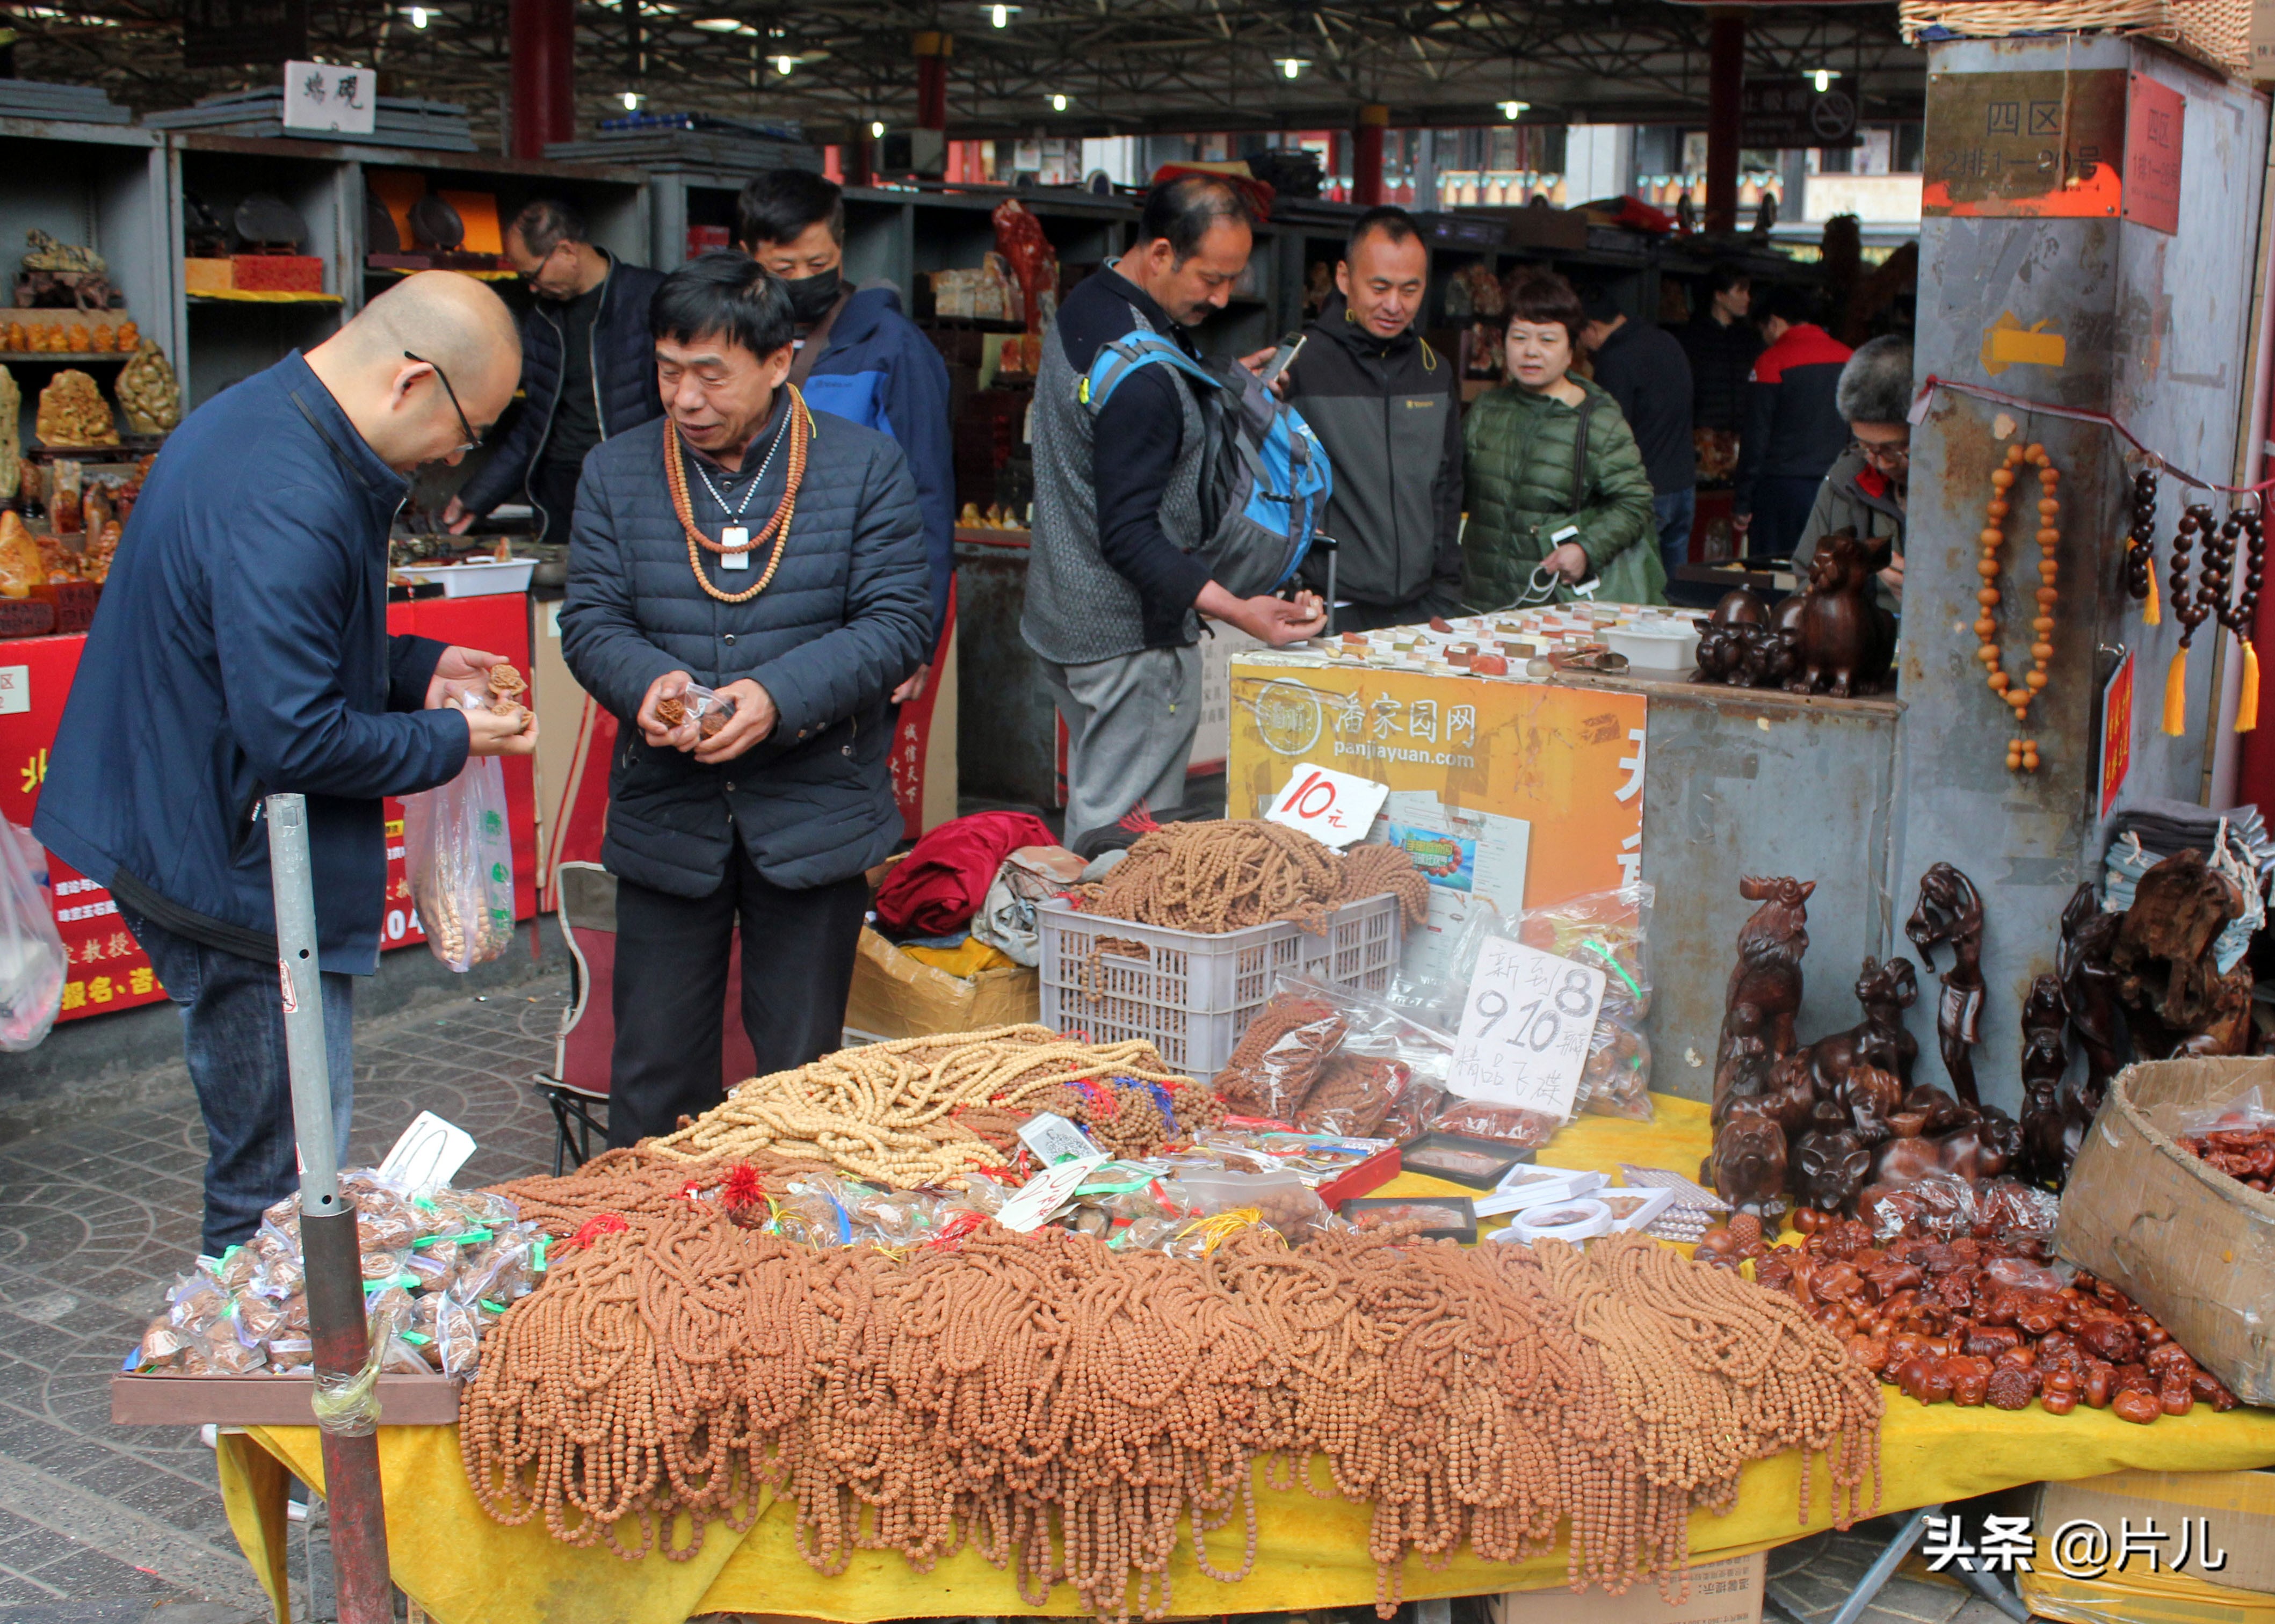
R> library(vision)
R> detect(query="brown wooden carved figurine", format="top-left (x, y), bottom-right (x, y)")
top-left (2017, 973), bottom-right (2073, 1190)
top-left (1786, 527), bottom-right (1897, 698)
top-left (2056, 881), bottom-right (2126, 1118)
top-left (1793, 1125), bottom-right (1872, 1214)
top-left (1712, 875), bottom-right (1814, 1122)
top-left (1692, 587), bottom-right (1766, 684)
top-left (1906, 863), bottom-right (1986, 1110)
top-left (1711, 1098), bottom-right (1789, 1217)
top-left (2111, 847), bottom-right (2255, 1059)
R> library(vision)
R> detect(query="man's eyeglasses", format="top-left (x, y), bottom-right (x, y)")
top-left (404, 350), bottom-right (481, 453)
top-left (1847, 437), bottom-right (1910, 470)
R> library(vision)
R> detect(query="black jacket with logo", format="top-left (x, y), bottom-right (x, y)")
top-left (1284, 294), bottom-right (1462, 618)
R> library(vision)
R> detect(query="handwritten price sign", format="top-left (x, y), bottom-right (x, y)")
top-left (1265, 764), bottom-right (1390, 850)
top-left (1447, 937), bottom-right (1605, 1118)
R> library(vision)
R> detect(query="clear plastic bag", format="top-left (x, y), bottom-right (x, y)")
top-left (655, 680), bottom-right (735, 742)
top-left (2164, 1084), bottom-right (2275, 1139)
top-left (1214, 990), bottom-right (1347, 1121)
top-left (1517, 883), bottom-right (1654, 1019)
top-left (0, 817), bottom-right (66, 1050)
top-left (401, 744), bottom-right (515, 972)
top-left (1576, 1016), bottom-right (1654, 1121)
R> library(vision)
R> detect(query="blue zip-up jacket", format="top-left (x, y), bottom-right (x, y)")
top-left (457, 251), bottom-right (667, 530)
top-left (33, 352), bottom-right (470, 973)
top-left (799, 286), bottom-right (954, 645)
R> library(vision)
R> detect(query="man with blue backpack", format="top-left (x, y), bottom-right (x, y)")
top-left (1024, 174), bottom-right (1329, 854)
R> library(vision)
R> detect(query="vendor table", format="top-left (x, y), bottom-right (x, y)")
top-left (212, 1097), bottom-right (2275, 1624)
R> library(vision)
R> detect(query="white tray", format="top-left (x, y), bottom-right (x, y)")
top-left (394, 557), bottom-right (537, 598)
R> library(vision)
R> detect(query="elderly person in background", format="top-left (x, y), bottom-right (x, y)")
top-left (1461, 270), bottom-right (1661, 608)
top-left (1792, 336), bottom-right (1913, 609)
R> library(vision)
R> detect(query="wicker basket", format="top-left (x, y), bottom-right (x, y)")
top-left (1898, 0), bottom-right (2251, 78)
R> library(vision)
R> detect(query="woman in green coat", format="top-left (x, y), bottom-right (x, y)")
top-left (1462, 271), bottom-right (1664, 607)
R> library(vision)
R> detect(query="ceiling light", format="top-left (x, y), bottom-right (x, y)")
top-left (776, 53), bottom-right (793, 74)
top-left (991, 3), bottom-right (1008, 25)
top-left (870, 119), bottom-right (885, 137)
top-left (408, 5), bottom-right (428, 25)
top-left (1050, 92), bottom-right (1068, 111)
top-left (1811, 68), bottom-right (1837, 92)
top-left (1501, 99), bottom-right (1527, 120)
top-left (1276, 56), bottom-right (1309, 78)
top-left (621, 90), bottom-right (642, 109)
top-left (691, 16), bottom-right (742, 28)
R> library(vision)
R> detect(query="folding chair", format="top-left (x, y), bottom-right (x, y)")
top-left (532, 861), bottom-right (759, 1173)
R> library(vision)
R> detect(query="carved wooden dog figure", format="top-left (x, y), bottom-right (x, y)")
top-left (1785, 527), bottom-right (1896, 698)
top-left (1713, 875), bottom-right (1815, 1122)
top-left (1711, 1099), bottom-right (1790, 1216)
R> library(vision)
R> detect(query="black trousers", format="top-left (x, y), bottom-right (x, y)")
top-left (606, 849), bottom-right (870, 1148)
top-left (532, 458), bottom-right (583, 549)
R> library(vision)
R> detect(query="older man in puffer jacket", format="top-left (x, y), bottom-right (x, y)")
top-left (560, 252), bottom-right (930, 1146)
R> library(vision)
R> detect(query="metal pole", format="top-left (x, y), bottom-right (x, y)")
top-left (267, 793), bottom-right (394, 1624)
top-left (1705, 7), bottom-right (1745, 235)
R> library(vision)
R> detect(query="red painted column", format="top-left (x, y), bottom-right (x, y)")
top-left (1706, 6), bottom-right (1745, 234)
top-left (509, 0), bottom-right (575, 160)
top-left (915, 30), bottom-right (951, 131)
top-left (1353, 105), bottom-right (1389, 208)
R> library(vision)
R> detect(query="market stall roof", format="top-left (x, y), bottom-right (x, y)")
top-left (12, 0), bottom-right (1924, 145)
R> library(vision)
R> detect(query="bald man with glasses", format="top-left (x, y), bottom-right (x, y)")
top-left (37, 272), bottom-right (540, 1253)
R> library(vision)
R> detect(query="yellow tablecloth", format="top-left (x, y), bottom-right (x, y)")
top-left (216, 1096), bottom-right (2275, 1624)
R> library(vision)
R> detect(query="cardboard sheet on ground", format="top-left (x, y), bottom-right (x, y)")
top-left (217, 1095), bottom-right (2275, 1624)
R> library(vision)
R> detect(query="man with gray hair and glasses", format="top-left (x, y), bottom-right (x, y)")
top-left (1792, 335), bottom-right (1914, 610)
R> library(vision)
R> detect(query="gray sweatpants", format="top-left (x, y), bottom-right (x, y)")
top-left (1038, 644), bottom-right (1202, 852)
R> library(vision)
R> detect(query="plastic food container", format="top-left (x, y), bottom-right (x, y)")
top-left (393, 557), bottom-right (539, 598)
top-left (1602, 620), bottom-right (1701, 670)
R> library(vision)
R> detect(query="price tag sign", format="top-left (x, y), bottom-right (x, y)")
top-left (1265, 764), bottom-right (1390, 850)
top-left (1017, 1112), bottom-right (1099, 1166)
top-left (1447, 938), bottom-right (1605, 1118)
top-left (996, 1154), bottom-right (1108, 1232)
top-left (376, 1111), bottom-right (477, 1192)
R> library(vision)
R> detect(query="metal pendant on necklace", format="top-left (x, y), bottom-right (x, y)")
top-left (721, 527), bottom-right (750, 570)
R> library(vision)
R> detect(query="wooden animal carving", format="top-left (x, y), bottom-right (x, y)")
top-left (1785, 527), bottom-right (1896, 698)
top-left (1803, 954), bottom-right (1921, 1109)
top-left (1694, 588), bottom-right (1767, 685)
top-left (2056, 881), bottom-right (2126, 1116)
top-left (1712, 875), bottom-right (1815, 1121)
top-left (1793, 1126), bottom-right (1872, 1214)
top-left (2111, 848), bottom-right (2255, 1059)
top-left (1709, 1099), bottom-right (1789, 1217)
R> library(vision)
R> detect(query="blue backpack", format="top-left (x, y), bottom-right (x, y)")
top-left (1079, 330), bottom-right (1333, 598)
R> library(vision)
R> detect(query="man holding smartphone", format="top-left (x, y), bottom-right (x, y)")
top-left (1281, 206), bottom-right (1463, 632)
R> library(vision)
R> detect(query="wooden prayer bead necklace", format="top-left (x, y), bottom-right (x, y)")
top-left (664, 387), bottom-right (813, 605)
top-left (2163, 504), bottom-right (2218, 736)
top-left (2214, 504), bottom-right (2265, 733)
top-left (641, 1026), bottom-right (1194, 1187)
top-left (2124, 468), bottom-right (2160, 617)
top-left (1976, 443), bottom-right (2060, 774)
top-left (1075, 822), bottom-right (1430, 936)
top-left (462, 1197), bottom-right (1882, 1621)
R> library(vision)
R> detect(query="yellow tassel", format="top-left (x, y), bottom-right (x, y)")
top-left (2144, 568), bottom-right (2161, 625)
top-left (2163, 646), bottom-right (2189, 736)
top-left (2240, 641), bottom-right (2260, 733)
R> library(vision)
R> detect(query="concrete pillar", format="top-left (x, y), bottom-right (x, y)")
top-left (915, 31), bottom-right (951, 131)
top-left (1706, 6), bottom-right (1744, 233)
top-left (1353, 105), bottom-right (1388, 208)
top-left (1897, 37), bottom-right (2266, 1109)
top-left (508, 0), bottom-right (575, 160)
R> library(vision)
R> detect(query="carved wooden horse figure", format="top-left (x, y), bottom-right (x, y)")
top-left (1906, 863), bottom-right (1986, 1110)
top-left (1713, 875), bottom-right (1815, 1123)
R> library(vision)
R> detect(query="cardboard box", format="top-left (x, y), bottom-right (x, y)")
top-left (231, 254), bottom-right (325, 293)
top-left (1488, 1552), bottom-right (1763, 1624)
top-left (2054, 1057), bottom-right (2275, 1404)
top-left (2031, 1469), bottom-right (2275, 1596)
top-left (183, 257), bottom-right (234, 293)
top-left (842, 925), bottom-right (1037, 1042)
top-left (112, 1371), bottom-right (462, 1426)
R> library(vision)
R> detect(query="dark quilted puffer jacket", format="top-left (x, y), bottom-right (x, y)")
top-left (559, 400), bottom-right (931, 898)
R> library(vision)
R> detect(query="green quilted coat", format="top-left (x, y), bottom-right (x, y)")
top-left (1461, 377), bottom-right (1665, 608)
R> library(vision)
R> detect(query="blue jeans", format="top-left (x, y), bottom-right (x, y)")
top-left (1654, 488), bottom-right (1697, 584)
top-left (122, 909), bottom-right (354, 1255)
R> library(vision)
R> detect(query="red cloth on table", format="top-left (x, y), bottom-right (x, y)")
top-left (873, 810), bottom-right (1057, 938)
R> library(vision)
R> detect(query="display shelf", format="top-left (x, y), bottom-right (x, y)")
top-left (186, 289), bottom-right (342, 304)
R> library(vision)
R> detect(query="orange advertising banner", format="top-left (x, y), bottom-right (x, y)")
top-left (1226, 658), bottom-right (1646, 979)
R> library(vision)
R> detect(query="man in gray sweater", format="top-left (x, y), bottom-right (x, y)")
top-left (1023, 176), bottom-right (1323, 853)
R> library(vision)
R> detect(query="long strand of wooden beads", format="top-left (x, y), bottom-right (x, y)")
top-left (2165, 503), bottom-right (2214, 735)
top-left (1977, 443), bottom-right (2060, 773)
top-left (2124, 468), bottom-right (2161, 615)
top-left (1075, 821), bottom-right (1430, 935)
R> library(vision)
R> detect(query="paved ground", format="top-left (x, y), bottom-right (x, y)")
top-left (0, 962), bottom-right (2039, 1624)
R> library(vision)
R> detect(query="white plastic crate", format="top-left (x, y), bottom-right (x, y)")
top-left (1037, 891), bottom-right (1403, 1078)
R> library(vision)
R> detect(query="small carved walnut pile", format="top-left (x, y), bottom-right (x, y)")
top-left (483, 662), bottom-right (528, 719)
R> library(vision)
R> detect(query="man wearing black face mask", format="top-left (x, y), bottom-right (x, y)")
top-left (738, 170), bottom-right (953, 706)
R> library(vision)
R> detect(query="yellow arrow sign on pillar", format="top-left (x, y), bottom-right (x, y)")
top-left (1982, 311), bottom-right (2067, 377)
